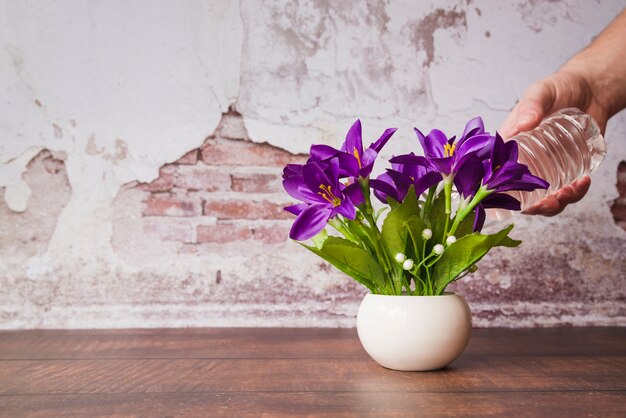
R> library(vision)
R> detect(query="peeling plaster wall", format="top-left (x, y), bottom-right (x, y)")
top-left (1, 0), bottom-right (625, 329)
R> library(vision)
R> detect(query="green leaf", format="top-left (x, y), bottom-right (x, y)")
top-left (432, 224), bottom-right (521, 294)
top-left (301, 236), bottom-right (385, 292)
top-left (454, 208), bottom-right (477, 239)
top-left (343, 219), bottom-right (377, 254)
top-left (427, 191), bottom-right (448, 245)
top-left (311, 229), bottom-right (328, 250)
top-left (404, 216), bottom-right (427, 261)
top-left (374, 206), bottom-right (389, 222)
top-left (381, 186), bottom-right (420, 257)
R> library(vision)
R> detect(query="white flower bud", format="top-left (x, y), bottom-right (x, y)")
top-left (433, 244), bottom-right (445, 255)
top-left (402, 259), bottom-right (414, 270)
top-left (394, 253), bottom-right (407, 263)
top-left (446, 235), bottom-right (457, 246)
top-left (421, 228), bottom-right (433, 240)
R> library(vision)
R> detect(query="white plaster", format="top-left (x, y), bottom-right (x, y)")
top-left (0, 146), bottom-right (43, 212)
top-left (25, 254), bottom-right (52, 280)
top-left (0, 0), bottom-right (242, 262)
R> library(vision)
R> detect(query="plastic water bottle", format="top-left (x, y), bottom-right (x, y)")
top-left (485, 108), bottom-right (607, 225)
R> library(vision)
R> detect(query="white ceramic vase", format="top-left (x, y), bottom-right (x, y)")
top-left (356, 292), bottom-right (472, 371)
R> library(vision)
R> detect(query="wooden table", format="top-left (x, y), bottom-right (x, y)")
top-left (0, 327), bottom-right (624, 417)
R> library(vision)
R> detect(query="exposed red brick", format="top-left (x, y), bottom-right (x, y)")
top-left (611, 161), bottom-right (626, 232)
top-left (143, 196), bottom-right (202, 217)
top-left (173, 166), bottom-right (231, 191)
top-left (231, 172), bottom-right (281, 193)
top-left (139, 166), bottom-right (176, 192)
top-left (144, 219), bottom-right (193, 243)
top-left (617, 161), bottom-right (626, 197)
top-left (179, 244), bottom-right (199, 254)
top-left (197, 223), bottom-right (252, 243)
top-left (252, 224), bottom-right (291, 244)
top-left (203, 199), bottom-right (290, 220)
top-left (176, 149), bottom-right (199, 165)
top-left (610, 202), bottom-right (626, 223)
top-left (200, 138), bottom-right (305, 167)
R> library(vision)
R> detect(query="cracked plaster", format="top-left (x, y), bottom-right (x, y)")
top-left (1, 0), bottom-right (625, 328)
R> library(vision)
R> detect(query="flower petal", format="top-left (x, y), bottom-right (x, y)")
top-left (370, 174), bottom-right (400, 203)
top-left (486, 160), bottom-right (526, 190)
top-left (413, 171), bottom-right (443, 196)
top-left (284, 203), bottom-right (309, 216)
top-left (473, 205), bottom-right (486, 232)
top-left (489, 133), bottom-right (509, 172)
top-left (454, 155), bottom-right (484, 198)
top-left (389, 154), bottom-right (430, 166)
top-left (343, 182), bottom-right (365, 206)
top-left (309, 144), bottom-right (339, 162)
top-left (283, 177), bottom-right (321, 203)
top-left (461, 117), bottom-right (485, 141)
top-left (289, 204), bottom-right (332, 241)
top-left (359, 147), bottom-right (378, 178)
top-left (505, 139), bottom-right (519, 163)
top-left (341, 119), bottom-right (364, 163)
top-left (386, 169), bottom-right (413, 200)
top-left (302, 161), bottom-right (333, 195)
top-left (423, 129), bottom-right (448, 158)
top-left (282, 164), bottom-right (303, 179)
top-left (369, 127), bottom-right (397, 153)
top-left (455, 133), bottom-right (493, 161)
top-left (330, 153), bottom-right (359, 178)
top-left (494, 172), bottom-right (549, 192)
top-left (482, 193), bottom-right (521, 211)
top-left (429, 156), bottom-right (454, 174)
top-left (335, 197), bottom-right (357, 220)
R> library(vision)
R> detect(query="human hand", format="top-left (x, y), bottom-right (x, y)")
top-left (522, 176), bottom-right (591, 216)
top-left (499, 70), bottom-right (609, 138)
top-left (499, 70), bottom-right (608, 216)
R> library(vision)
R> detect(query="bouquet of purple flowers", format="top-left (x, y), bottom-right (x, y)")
top-left (282, 118), bottom-right (549, 296)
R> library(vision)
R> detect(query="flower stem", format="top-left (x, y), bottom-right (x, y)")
top-left (442, 178), bottom-right (453, 242)
top-left (449, 186), bottom-right (492, 236)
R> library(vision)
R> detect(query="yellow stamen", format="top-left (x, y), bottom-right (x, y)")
top-left (444, 143), bottom-right (456, 157)
top-left (353, 147), bottom-right (362, 168)
top-left (318, 184), bottom-right (341, 207)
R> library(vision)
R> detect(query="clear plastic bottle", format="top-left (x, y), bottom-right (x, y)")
top-left (485, 108), bottom-right (607, 225)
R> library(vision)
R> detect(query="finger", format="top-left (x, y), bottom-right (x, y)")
top-left (564, 176), bottom-right (591, 204)
top-left (499, 80), bottom-right (556, 139)
top-left (522, 177), bottom-right (591, 216)
top-left (499, 100), bottom-right (543, 139)
top-left (523, 195), bottom-right (564, 216)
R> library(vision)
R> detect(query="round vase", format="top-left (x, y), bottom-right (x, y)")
top-left (356, 292), bottom-right (472, 371)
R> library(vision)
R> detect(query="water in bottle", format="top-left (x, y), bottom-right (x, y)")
top-left (485, 108), bottom-right (607, 225)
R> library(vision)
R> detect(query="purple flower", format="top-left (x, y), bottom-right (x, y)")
top-left (309, 119), bottom-right (397, 179)
top-left (415, 117), bottom-right (493, 177)
top-left (283, 158), bottom-right (360, 241)
top-left (370, 153), bottom-right (442, 203)
top-left (483, 134), bottom-right (549, 193)
top-left (472, 193), bottom-right (522, 232)
top-left (472, 133), bottom-right (549, 231)
top-left (453, 154), bottom-right (485, 199)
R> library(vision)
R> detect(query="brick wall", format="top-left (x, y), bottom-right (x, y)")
top-left (610, 161), bottom-right (626, 231)
top-left (137, 111), bottom-right (306, 248)
top-left (137, 117), bottom-right (626, 252)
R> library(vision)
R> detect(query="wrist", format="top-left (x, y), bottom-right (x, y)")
top-left (562, 50), bottom-right (626, 121)
top-left (557, 60), bottom-right (611, 128)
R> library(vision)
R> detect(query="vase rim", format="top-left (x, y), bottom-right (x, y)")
top-left (366, 291), bottom-right (458, 297)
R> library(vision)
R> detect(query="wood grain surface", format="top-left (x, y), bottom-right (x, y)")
top-left (0, 327), bottom-right (624, 417)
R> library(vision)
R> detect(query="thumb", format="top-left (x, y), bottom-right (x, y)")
top-left (499, 80), bottom-right (556, 139)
